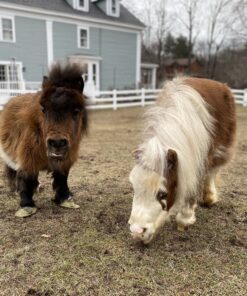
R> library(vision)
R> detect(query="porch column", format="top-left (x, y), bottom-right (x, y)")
top-left (46, 20), bottom-right (54, 67)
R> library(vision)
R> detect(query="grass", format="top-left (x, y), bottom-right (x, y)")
top-left (0, 106), bottom-right (246, 296)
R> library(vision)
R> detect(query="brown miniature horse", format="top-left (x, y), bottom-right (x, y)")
top-left (0, 63), bottom-right (87, 217)
top-left (129, 77), bottom-right (236, 244)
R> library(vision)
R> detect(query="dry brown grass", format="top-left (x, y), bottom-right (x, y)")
top-left (0, 106), bottom-right (246, 296)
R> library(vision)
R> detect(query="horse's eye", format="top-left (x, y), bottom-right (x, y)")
top-left (157, 190), bottom-right (168, 210)
top-left (73, 108), bottom-right (81, 116)
top-left (157, 190), bottom-right (168, 201)
top-left (41, 106), bottom-right (46, 114)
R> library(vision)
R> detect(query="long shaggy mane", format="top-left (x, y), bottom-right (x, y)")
top-left (139, 77), bottom-right (215, 209)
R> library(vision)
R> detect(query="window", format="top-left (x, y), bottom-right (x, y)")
top-left (76, 0), bottom-right (89, 12)
top-left (0, 61), bottom-right (24, 89)
top-left (111, 0), bottom-right (117, 14)
top-left (107, 0), bottom-right (120, 17)
top-left (78, 27), bottom-right (89, 49)
top-left (0, 16), bottom-right (15, 42)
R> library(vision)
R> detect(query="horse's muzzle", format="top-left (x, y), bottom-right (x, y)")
top-left (47, 138), bottom-right (69, 160)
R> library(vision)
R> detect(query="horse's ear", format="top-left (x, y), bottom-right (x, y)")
top-left (78, 76), bottom-right (84, 93)
top-left (166, 149), bottom-right (178, 211)
top-left (166, 149), bottom-right (178, 171)
top-left (42, 76), bottom-right (49, 89)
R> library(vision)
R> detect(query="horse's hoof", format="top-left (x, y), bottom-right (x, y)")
top-left (60, 199), bottom-right (80, 209)
top-left (15, 207), bottom-right (37, 218)
top-left (177, 224), bottom-right (188, 232)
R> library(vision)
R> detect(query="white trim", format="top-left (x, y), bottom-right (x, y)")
top-left (69, 55), bottom-right (102, 61)
top-left (141, 63), bottom-right (159, 69)
top-left (107, 0), bottom-right (120, 17)
top-left (77, 26), bottom-right (90, 49)
top-left (46, 20), bottom-right (53, 66)
top-left (0, 2), bottom-right (144, 32)
top-left (152, 68), bottom-right (157, 89)
top-left (136, 32), bottom-right (141, 88)
top-left (74, 0), bottom-right (89, 12)
top-left (0, 14), bottom-right (16, 43)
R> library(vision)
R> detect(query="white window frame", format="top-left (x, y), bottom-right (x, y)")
top-left (107, 0), bottom-right (120, 17)
top-left (74, 0), bottom-right (89, 12)
top-left (0, 61), bottom-right (24, 89)
top-left (0, 15), bottom-right (16, 43)
top-left (77, 26), bottom-right (90, 49)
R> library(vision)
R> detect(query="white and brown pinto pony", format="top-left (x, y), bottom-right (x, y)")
top-left (129, 77), bottom-right (236, 244)
top-left (0, 63), bottom-right (87, 217)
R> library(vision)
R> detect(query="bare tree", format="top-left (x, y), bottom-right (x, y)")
top-left (233, 0), bottom-right (247, 40)
top-left (205, 0), bottom-right (234, 78)
top-left (122, 0), bottom-right (172, 82)
top-left (176, 0), bottom-right (201, 74)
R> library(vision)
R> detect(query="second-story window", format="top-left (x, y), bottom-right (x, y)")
top-left (78, 27), bottom-right (89, 49)
top-left (0, 16), bottom-right (15, 42)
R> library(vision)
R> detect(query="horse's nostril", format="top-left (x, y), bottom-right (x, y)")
top-left (59, 139), bottom-right (68, 148)
top-left (48, 139), bottom-right (68, 149)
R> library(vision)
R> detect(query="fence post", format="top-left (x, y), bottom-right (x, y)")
top-left (141, 88), bottom-right (145, 107)
top-left (244, 89), bottom-right (247, 107)
top-left (113, 89), bottom-right (117, 110)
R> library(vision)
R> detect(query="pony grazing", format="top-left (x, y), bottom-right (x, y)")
top-left (129, 77), bottom-right (236, 244)
top-left (0, 63), bottom-right (87, 217)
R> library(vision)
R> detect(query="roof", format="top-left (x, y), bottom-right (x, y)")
top-left (164, 58), bottom-right (198, 67)
top-left (0, 0), bottom-right (144, 28)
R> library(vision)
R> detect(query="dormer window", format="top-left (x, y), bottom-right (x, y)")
top-left (107, 0), bottom-right (120, 17)
top-left (75, 0), bottom-right (89, 12)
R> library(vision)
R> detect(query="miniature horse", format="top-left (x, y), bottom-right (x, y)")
top-left (129, 77), bottom-right (236, 244)
top-left (0, 63), bottom-right (87, 217)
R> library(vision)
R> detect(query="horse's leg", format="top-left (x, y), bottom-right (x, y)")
top-left (52, 171), bottom-right (80, 209)
top-left (15, 171), bottom-right (39, 217)
top-left (176, 198), bottom-right (197, 231)
top-left (4, 165), bottom-right (17, 192)
top-left (202, 168), bottom-right (219, 206)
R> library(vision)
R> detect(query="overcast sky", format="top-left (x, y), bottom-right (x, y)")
top-left (121, 0), bottom-right (243, 49)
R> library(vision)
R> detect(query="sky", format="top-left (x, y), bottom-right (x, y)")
top-left (121, 0), bottom-right (244, 49)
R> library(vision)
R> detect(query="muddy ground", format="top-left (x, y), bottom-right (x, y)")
top-left (0, 106), bottom-right (246, 296)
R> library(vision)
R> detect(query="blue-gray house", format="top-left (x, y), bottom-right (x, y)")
top-left (0, 0), bottom-right (144, 91)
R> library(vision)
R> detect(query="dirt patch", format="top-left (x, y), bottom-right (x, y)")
top-left (0, 106), bottom-right (246, 296)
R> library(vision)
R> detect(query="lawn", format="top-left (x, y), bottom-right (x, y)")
top-left (0, 106), bottom-right (246, 296)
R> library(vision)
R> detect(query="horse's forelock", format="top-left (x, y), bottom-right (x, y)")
top-left (42, 63), bottom-right (84, 93)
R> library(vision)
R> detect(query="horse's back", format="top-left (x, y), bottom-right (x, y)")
top-left (0, 93), bottom-right (40, 167)
top-left (185, 77), bottom-right (236, 167)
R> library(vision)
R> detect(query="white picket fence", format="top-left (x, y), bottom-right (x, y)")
top-left (0, 85), bottom-right (246, 110)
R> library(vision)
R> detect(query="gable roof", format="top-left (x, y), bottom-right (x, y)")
top-left (0, 0), bottom-right (144, 29)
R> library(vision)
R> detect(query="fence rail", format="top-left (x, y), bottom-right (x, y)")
top-left (0, 85), bottom-right (246, 110)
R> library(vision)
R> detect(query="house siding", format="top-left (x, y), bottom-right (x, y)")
top-left (0, 16), bottom-right (48, 81)
top-left (53, 21), bottom-right (101, 60)
top-left (65, 0), bottom-right (74, 7)
top-left (100, 29), bottom-right (137, 90)
top-left (53, 22), bottom-right (137, 90)
top-left (96, 0), bottom-right (107, 14)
